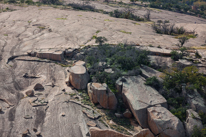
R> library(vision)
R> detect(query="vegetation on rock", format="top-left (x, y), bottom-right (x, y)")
top-left (82, 42), bottom-right (149, 92)
top-left (145, 76), bottom-right (160, 90)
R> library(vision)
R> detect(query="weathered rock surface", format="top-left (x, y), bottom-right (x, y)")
top-left (121, 76), bottom-right (167, 128)
top-left (25, 90), bottom-right (34, 97)
top-left (89, 127), bottom-right (131, 137)
top-left (133, 129), bottom-right (154, 137)
top-left (69, 65), bottom-right (90, 89)
top-left (185, 109), bottom-right (203, 137)
top-left (147, 106), bottom-right (185, 137)
top-left (88, 83), bottom-right (118, 110)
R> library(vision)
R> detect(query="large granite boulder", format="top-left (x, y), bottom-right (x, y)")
top-left (88, 83), bottom-right (117, 110)
top-left (133, 129), bottom-right (154, 137)
top-left (89, 127), bottom-right (130, 137)
top-left (121, 76), bottom-right (167, 128)
top-left (68, 65), bottom-right (90, 89)
top-left (185, 109), bottom-right (203, 137)
top-left (147, 106), bottom-right (185, 137)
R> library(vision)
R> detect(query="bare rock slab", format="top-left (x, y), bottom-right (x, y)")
top-left (122, 76), bottom-right (167, 128)
top-left (147, 106), bottom-right (185, 137)
top-left (185, 109), bottom-right (203, 137)
top-left (69, 65), bottom-right (90, 89)
top-left (89, 127), bottom-right (131, 137)
top-left (88, 83), bottom-right (118, 110)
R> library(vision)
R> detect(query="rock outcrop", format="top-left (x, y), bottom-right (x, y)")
top-left (187, 90), bottom-right (206, 113)
top-left (147, 106), bottom-right (185, 137)
top-left (121, 76), bottom-right (167, 128)
top-left (68, 65), bottom-right (90, 89)
top-left (88, 83), bottom-right (118, 110)
top-left (185, 109), bottom-right (203, 137)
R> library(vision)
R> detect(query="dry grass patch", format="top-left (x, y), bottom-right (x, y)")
top-left (119, 30), bottom-right (132, 34)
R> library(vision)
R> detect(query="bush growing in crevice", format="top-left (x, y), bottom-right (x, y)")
top-left (192, 126), bottom-right (206, 137)
top-left (170, 107), bottom-right (187, 122)
top-left (68, 3), bottom-right (97, 11)
top-left (109, 9), bottom-right (145, 21)
top-left (162, 66), bottom-right (206, 94)
top-left (145, 76), bottom-right (160, 90)
top-left (152, 23), bottom-right (186, 35)
top-left (83, 43), bottom-right (149, 92)
top-left (170, 50), bottom-right (182, 61)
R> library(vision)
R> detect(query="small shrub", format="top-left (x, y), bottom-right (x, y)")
top-left (157, 45), bottom-right (161, 48)
top-left (68, 3), bottom-right (96, 11)
top-left (152, 23), bottom-right (186, 35)
top-left (170, 107), bottom-right (187, 121)
top-left (109, 9), bottom-right (145, 21)
top-left (195, 51), bottom-right (202, 58)
top-left (95, 36), bottom-right (107, 46)
top-left (145, 76), bottom-right (160, 90)
top-left (168, 97), bottom-right (185, 109)
top-left (178, 36), bottom-right (189, 47)
top-left (198, 111), bottom-right (206, 125)
top-left (162, 66), bottom-right (206, 94)
top-left (170, 50), bottom-right (182, 61)
top-left (8, 0), bottom-right (16, 3)
top-left (25, 0), bottom-right (34, 5)
top-left (192, 126), bottom-right (206, 137)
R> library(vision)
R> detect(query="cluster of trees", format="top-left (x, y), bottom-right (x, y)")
top-left (149, 0), bottom-right (206, 18)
